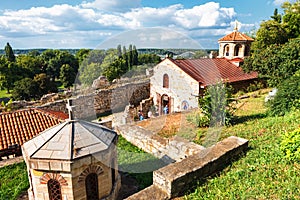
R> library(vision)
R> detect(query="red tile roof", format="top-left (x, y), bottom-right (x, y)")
top-left (172, 58), bottom-right (258, 86)
top-left (0, 108), bottom-right (68, 151)
top-left (218, 31), bottom-right (254, 42)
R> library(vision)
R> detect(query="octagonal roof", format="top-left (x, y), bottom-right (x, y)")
top-left (22, 119), bottom-right (117, 161)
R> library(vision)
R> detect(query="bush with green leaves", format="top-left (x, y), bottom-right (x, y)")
top-left (188, 82), bottom-right (235, 127)
top-left (268, 70), bottom-right (300, 116)
top-left (280, 128), bottom-right (300, 162)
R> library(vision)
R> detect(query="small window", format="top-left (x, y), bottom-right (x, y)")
top-left (234, 44), bottom-right (242, 56)
top-left (48, 179), bottom-right (62, 200)
top-left (163, 74), bottom-right (169, 88)
top-left (85, 173), bottom-right (99, 200)
top-left (224, 45), bottom-right (230, 56)
top-left (111, 159), bottom-right (115, 183)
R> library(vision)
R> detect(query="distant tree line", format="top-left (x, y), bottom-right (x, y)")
top-left (78, 44), bottom-right (161, 85)
top-left (0, 43), bottom-right (80, 100)
top-left (0, 43), bottom-right (161, 101)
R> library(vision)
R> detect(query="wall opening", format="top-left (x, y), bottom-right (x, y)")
top-left (163, 74), bottom-right (169, 88)
top-left (234, 44), bottom-right (242, 57)
top-left (47, 179), bottom-right (62, 200)
top-left (85, 173), bottom-right (99, 200)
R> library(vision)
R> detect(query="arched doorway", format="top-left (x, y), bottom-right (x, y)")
top-left (161, 94), bottom-right (169, 115)
top-left (85, 173), bottom-right (99, 200)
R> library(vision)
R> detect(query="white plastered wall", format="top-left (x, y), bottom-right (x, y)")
top-left (150, 59), bottom-right (199, 113)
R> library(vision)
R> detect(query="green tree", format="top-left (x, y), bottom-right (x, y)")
top-left (251, 20), bottom-right (288, 51)
top-left (4, 42), bottom-right (15, 62)
top-left (78, 63), bottom-right (102, 86)
top-left (77, 50), bottom-right (106, 86)
top-left (41, 49), bottom-right (78, 80)
top-left (128, 44), bottom-right (133, 70)
top-left (59, 64), bottom-right (76, 88)
top-left (12, 78), bottom-right (37, 100)
top-left (117, 44), bottom-right (122, 58)
top-left (132, 45), bottom-right (138, 66)
top-left (33, 73), bottom-right (57, 98)
top-left (75, 49), bottom-right (91, 65)
top-left (243, 38), bottom-right (300, 87)
top-left (122, 46), bottom-right (128, 68)
top-left (0, 60), bottom-right (21, 93)
top-left (103, 58), bottom-right (126, 82)
top-left (282, 1), bottom-right (300, 38)
top-left (269, 70), bottom-right (300, 116)
top-left (101, 49), bottom-right (127, 82)
top-left (138, 54), bottom-right (161, 65)
top-left (271, 8), bottom-right (282, 23)
top-left (192, 50), bottom-right (208, 59)
top-left (16, 54), bottom-right (42, 78)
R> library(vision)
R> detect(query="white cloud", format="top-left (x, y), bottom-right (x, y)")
top-left (174, 2), bottom-right (235, 28)
top-left (81, 0), bottom-right (141, 12)
top-left (0, 1), bottom-right (245, 49)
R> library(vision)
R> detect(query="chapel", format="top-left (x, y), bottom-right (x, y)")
top-left (150, 27), bottom-right (257, 115)
top-left (22, 99), bottom-right (120, 200)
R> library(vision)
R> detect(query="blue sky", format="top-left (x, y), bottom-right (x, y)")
top-left (0, 0), bottom-right (295, 49)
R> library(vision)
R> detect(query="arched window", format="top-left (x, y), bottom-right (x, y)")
top-left (85, 173), bottom-right (99, 200)
top-left (234, 44), bottom-right (242, 56)
top-left (48, 179), bottom-right (62, 200)
top-left (163, 74), bottom-right (169, 88)
top-left (244, 45), bottom-right (250, 56)
top-left (224, 45), bottom-right (230, 56)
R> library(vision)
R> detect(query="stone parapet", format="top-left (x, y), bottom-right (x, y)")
top-left (153, 136), bottom-right (248, 198)
top-left (115, 125), bottom-right (204, 163)
top-left (124, 135), bottom-right (248, 199)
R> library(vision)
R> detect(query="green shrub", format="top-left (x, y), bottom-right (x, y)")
top-left (187, 82), bottom-right (235, 127)
top-left (186, 110), bottom-right (210, 127)
top-left (280, 128), bottom-right (300, 162)
top-left (269, 71), bottom-right (300, 116)
top-left (246, 80), bottom-right (265, 92)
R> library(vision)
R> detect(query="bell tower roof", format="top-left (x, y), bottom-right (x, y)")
top-left (218, 31), bottom-right (254, 42)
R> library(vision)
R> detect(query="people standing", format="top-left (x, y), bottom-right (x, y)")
top-left (138, 110), bottom-right (144, 121)
top-left (163, 105), bottom-right (168, 115)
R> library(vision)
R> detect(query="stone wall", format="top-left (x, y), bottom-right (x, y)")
top-left (125, 136), bottom-right (248, 199)
top-left (37, 80), bottom-right (150, 118)
top-left (115, 125), bottom-right (205, 163)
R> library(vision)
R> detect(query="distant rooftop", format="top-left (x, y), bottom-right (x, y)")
top-left (0, 108), bottom-right (68, 151)
top-left (218, 31), bottom-right (254, 42)
top-left (172, 58), bottom-right (258, 86)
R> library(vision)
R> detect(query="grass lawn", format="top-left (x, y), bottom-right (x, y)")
top-left (184, 93), bottom-right (300, 199)
top-left (0, 162), bottom-right (29, 200)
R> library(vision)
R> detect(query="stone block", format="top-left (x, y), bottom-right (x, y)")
top-left (37, 161), bottom-right (50, 170)
top-left (50, 161), bottom-right (62, 171)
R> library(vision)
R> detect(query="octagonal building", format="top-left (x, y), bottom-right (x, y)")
top-left (22, 100), bottom-right (120, 200)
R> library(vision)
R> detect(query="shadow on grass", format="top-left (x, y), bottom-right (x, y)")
top-left (231, 113), bottom-right (267, 125)
top-left (118, 157), bottom-right (168, 190)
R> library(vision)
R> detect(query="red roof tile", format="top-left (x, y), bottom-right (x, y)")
top-left (218, 31), bottom-right (254, 42)
top-left (0, 108), bottom-right (68, 151)
top-left (172, 58), bottom-right (258, 86)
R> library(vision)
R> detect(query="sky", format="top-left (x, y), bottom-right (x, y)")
top-left (0, 0), bottom-right (296, 49)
